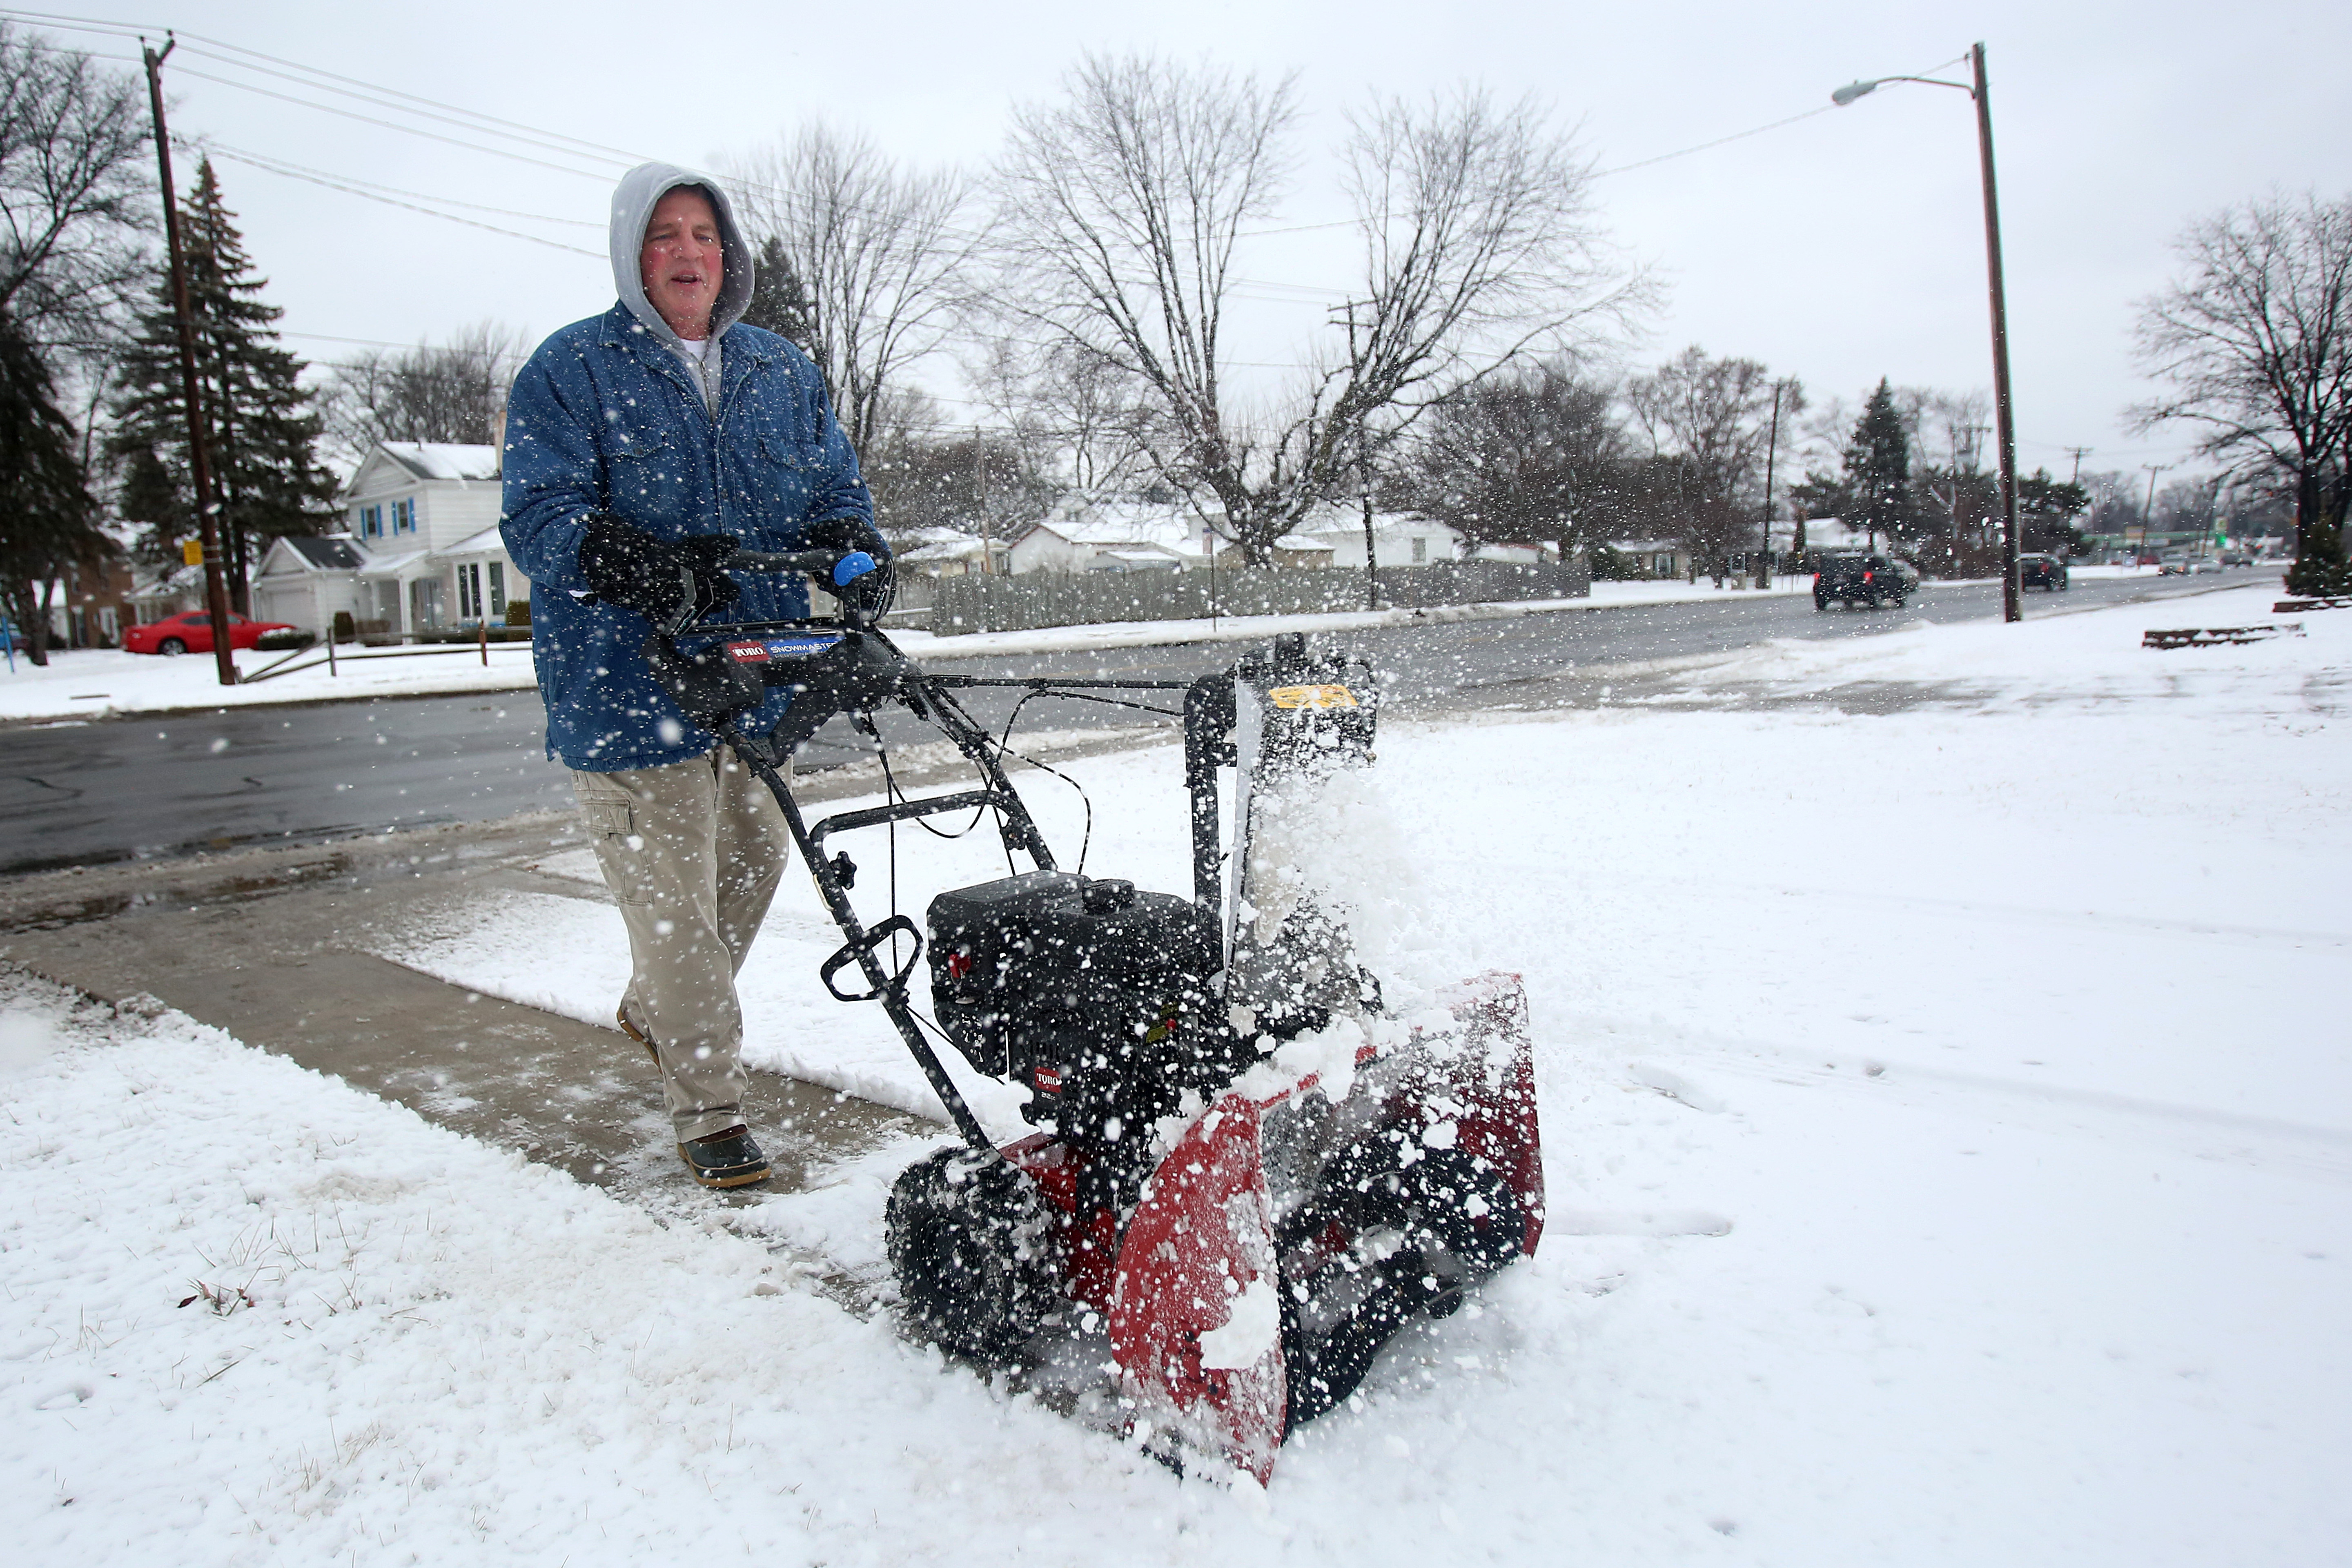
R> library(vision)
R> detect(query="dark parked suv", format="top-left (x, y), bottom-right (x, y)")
top-left (2018, 554), bottom-right (2069, 591)
top-left (1813, 552), bottom-right (1917, 610)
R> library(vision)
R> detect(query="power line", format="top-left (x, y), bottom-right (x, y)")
top-left (171, 41), bottom-right (634, 172)
top-left (163, 64), bottom-right (617, 180)
top-left (197, 142), bottom-right (601, 227)
top-left (167, 33), bottom-right (646, 165)
top-left (199, 145), bottom-right (604, 258)
top-left (0, 7), bottom-right (645, 165)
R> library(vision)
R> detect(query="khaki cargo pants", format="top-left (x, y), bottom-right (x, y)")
top-left (570, 748), bottom-right (792, 1143)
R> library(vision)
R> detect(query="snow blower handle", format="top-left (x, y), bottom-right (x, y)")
top-left (729, 547), bottom-right (879, 586)
top-left (728, 546), bottom-right (887, 629)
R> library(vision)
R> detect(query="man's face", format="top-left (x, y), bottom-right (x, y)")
top-left (640, 188), bottom-right (723, 339)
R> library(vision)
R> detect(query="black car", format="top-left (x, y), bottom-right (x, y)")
top-left (1813, 552), bottom-right (1916, 610)
top-left (2018, 554), bottom-right (2069, 591)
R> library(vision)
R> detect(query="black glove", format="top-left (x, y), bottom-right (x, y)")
top-left (578, 514), bottom-right (740, 626)
top-left (803, 516), bottom-right (895, 617)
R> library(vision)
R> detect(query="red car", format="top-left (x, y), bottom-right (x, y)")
top-left (122, 610), bottom-right (294, 656)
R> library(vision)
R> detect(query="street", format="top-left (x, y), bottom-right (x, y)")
top-left (0, 572), bottom-right (2243, 874)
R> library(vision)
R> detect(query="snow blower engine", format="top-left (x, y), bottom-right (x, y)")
top-left (642, 552), bottom-right (1544, 1485)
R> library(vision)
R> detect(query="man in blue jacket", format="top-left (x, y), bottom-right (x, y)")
top-left (501, 161), bottom-right (890, 1189)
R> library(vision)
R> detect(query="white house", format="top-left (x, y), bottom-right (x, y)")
top-left (1296, 511), bottom-right (1552, 569)
top-left (891, 525), bottom-right (1010, 579)
top-left (1006, 498), bottom-right (1210, 574)
top-left (1005, 497), bottom-right (1366, 573)
top-left (251, 442), bottom-right (521, 639)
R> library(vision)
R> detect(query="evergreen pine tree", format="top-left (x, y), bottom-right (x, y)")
top-left (2284, 516), bottom-right (2351, 597)
top-left (741, 235), bottom-right (822, 368)
top-left (0, 313), bottom-right (107, 666)
top-left (1843, 379), bottom-right (1911, 550)
top-left (109, 159), bottom-right (334, 609)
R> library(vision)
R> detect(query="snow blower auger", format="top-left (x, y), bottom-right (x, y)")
top-left (639, 545), bottom-right (1544, 1485)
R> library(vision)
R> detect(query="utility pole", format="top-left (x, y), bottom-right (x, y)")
top-left (1333, 301), bottom-right (1378, 610)
top-left (2063, 445), bottom-right (2092, 486)
top-left (2142, 462), bottom-right (2172, 560)
top-left (1951, 422), bottom-right (1992, 556)
top-left (141, 34), bottom-right (236, 687)
top-left (1940, 429), bottom-right (1959, 566)
top-left (1755, 382), bottom-right (1784, 589)
top-left (972, 426), bottom-right (994, 575)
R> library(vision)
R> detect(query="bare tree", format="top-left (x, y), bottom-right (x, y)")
top-left (1624, 346), bottom-right (1797, 577)
top-left (722, 125), bottom-right (978, 457)
top-left (1395, 361), bottom-right (1628, 558)
top-left (0, 21), bottom-right (152, 352)
top-left (969, 335), bottom-right (1158, 495)
top-left (994, 56), bottom-right (1644, 565)
top-left (2132, 192), bottom-right (2352, 559)
top-left (322, 320), bottom-right (525, 463)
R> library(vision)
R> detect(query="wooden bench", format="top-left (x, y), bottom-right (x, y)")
top-left (2143, 624), bottom-right (2305, 649)
top-left (2275, 596), bottom-right (2352, 612)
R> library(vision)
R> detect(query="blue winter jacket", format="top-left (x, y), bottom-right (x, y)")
top-left (499, 305), bottom-right (877, 771)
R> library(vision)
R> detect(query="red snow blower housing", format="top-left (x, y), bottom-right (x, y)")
top-left (641, 549), bottom-right (1544, 1483)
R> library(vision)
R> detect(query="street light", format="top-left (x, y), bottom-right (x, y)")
top-left (1833, 43), bottom-right (2023, 624)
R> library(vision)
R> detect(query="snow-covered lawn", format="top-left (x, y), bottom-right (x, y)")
top-left (4, 582), bottom-right (2345, 1563)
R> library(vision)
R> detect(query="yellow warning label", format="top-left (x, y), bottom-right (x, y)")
top-left (180, 538), bottom-right (206, 566)
top-left (1269, 684), bottom-right (1356, 710)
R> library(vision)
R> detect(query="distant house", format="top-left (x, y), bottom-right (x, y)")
top-left (994, 497), bottom-right (1572, 574)
top-left (128, 561), bottom-right (207, 622)
top-left (891, 525), bottom-right (1010, 579)
top-left (1612, 539), bottom-right (1686, 579)
top-left (1005, 499), bottom-right (1210, 574)
top-left (33, 528), bottom-right (140, 648)
top-left (1296, 512), bottom-right (1552, 569)
top-left (250, 442), bottom-right (520, 639)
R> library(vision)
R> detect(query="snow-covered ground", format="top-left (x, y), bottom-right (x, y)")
top-left (0, 575), bottom-right (1819, 724)
top-left (5, 582), bottom-right (2346, 1564)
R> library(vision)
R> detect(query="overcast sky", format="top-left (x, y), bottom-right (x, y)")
top-left (30, 0), bottom-right (2352, 489)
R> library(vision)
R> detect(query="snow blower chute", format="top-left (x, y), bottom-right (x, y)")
top-left (640, 548), bottom-right (1544, 1483)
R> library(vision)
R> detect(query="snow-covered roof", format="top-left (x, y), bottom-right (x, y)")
top-left (443, 525), bottom-right (508, 557)
top-left (275, 535), bottom-right (368, 571)
top-left (1017, 495), bottom-right (1215, 555)
top-left (380, 442), bottom-right (501, 482)
top-left (356, 549), bottom-right (433, 577)
top-left (897, 534), bottom-right (989, 564)
top-left (1289, 510), bottom-right (1458, 544)
top-left (1272, 533), bottom-right (1331, 552)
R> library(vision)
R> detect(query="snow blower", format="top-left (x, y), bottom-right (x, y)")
top-left (638, 546), bottom-right (1544, 1483)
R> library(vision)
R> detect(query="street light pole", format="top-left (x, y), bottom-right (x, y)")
top-left (1970, 43), bottom-right (2022, 625)
top-left (1832, 40), bottom-right (2022, 622)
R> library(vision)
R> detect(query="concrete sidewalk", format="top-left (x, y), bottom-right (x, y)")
top-left (0, 802), bottom-right (926, 1294)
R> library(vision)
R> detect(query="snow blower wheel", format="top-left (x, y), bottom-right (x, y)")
top-left (1279, 1141), bottom-right (1529, 1430)
top-left (886, 1147), bottom-right (1064, 1365)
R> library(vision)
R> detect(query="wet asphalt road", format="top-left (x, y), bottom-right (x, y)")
top-left (0, 572), bottom-right (2246, 873)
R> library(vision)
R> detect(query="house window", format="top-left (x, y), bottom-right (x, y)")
top-left (1411, 537), bottom-right (1428, 564)
top-left (488, 561), bottom-right (506, 617)
top-left (458, 562), bottom-right (483, 620)
top-left (1653, 552), bottom-right (1675, 576)
top-left (393, 498), bottom-right (417, 534)
top-left (361, 504), bottom-right (383, 539)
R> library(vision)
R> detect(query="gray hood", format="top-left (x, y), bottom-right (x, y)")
top-left (609, 161), bottom-right (754, 347)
